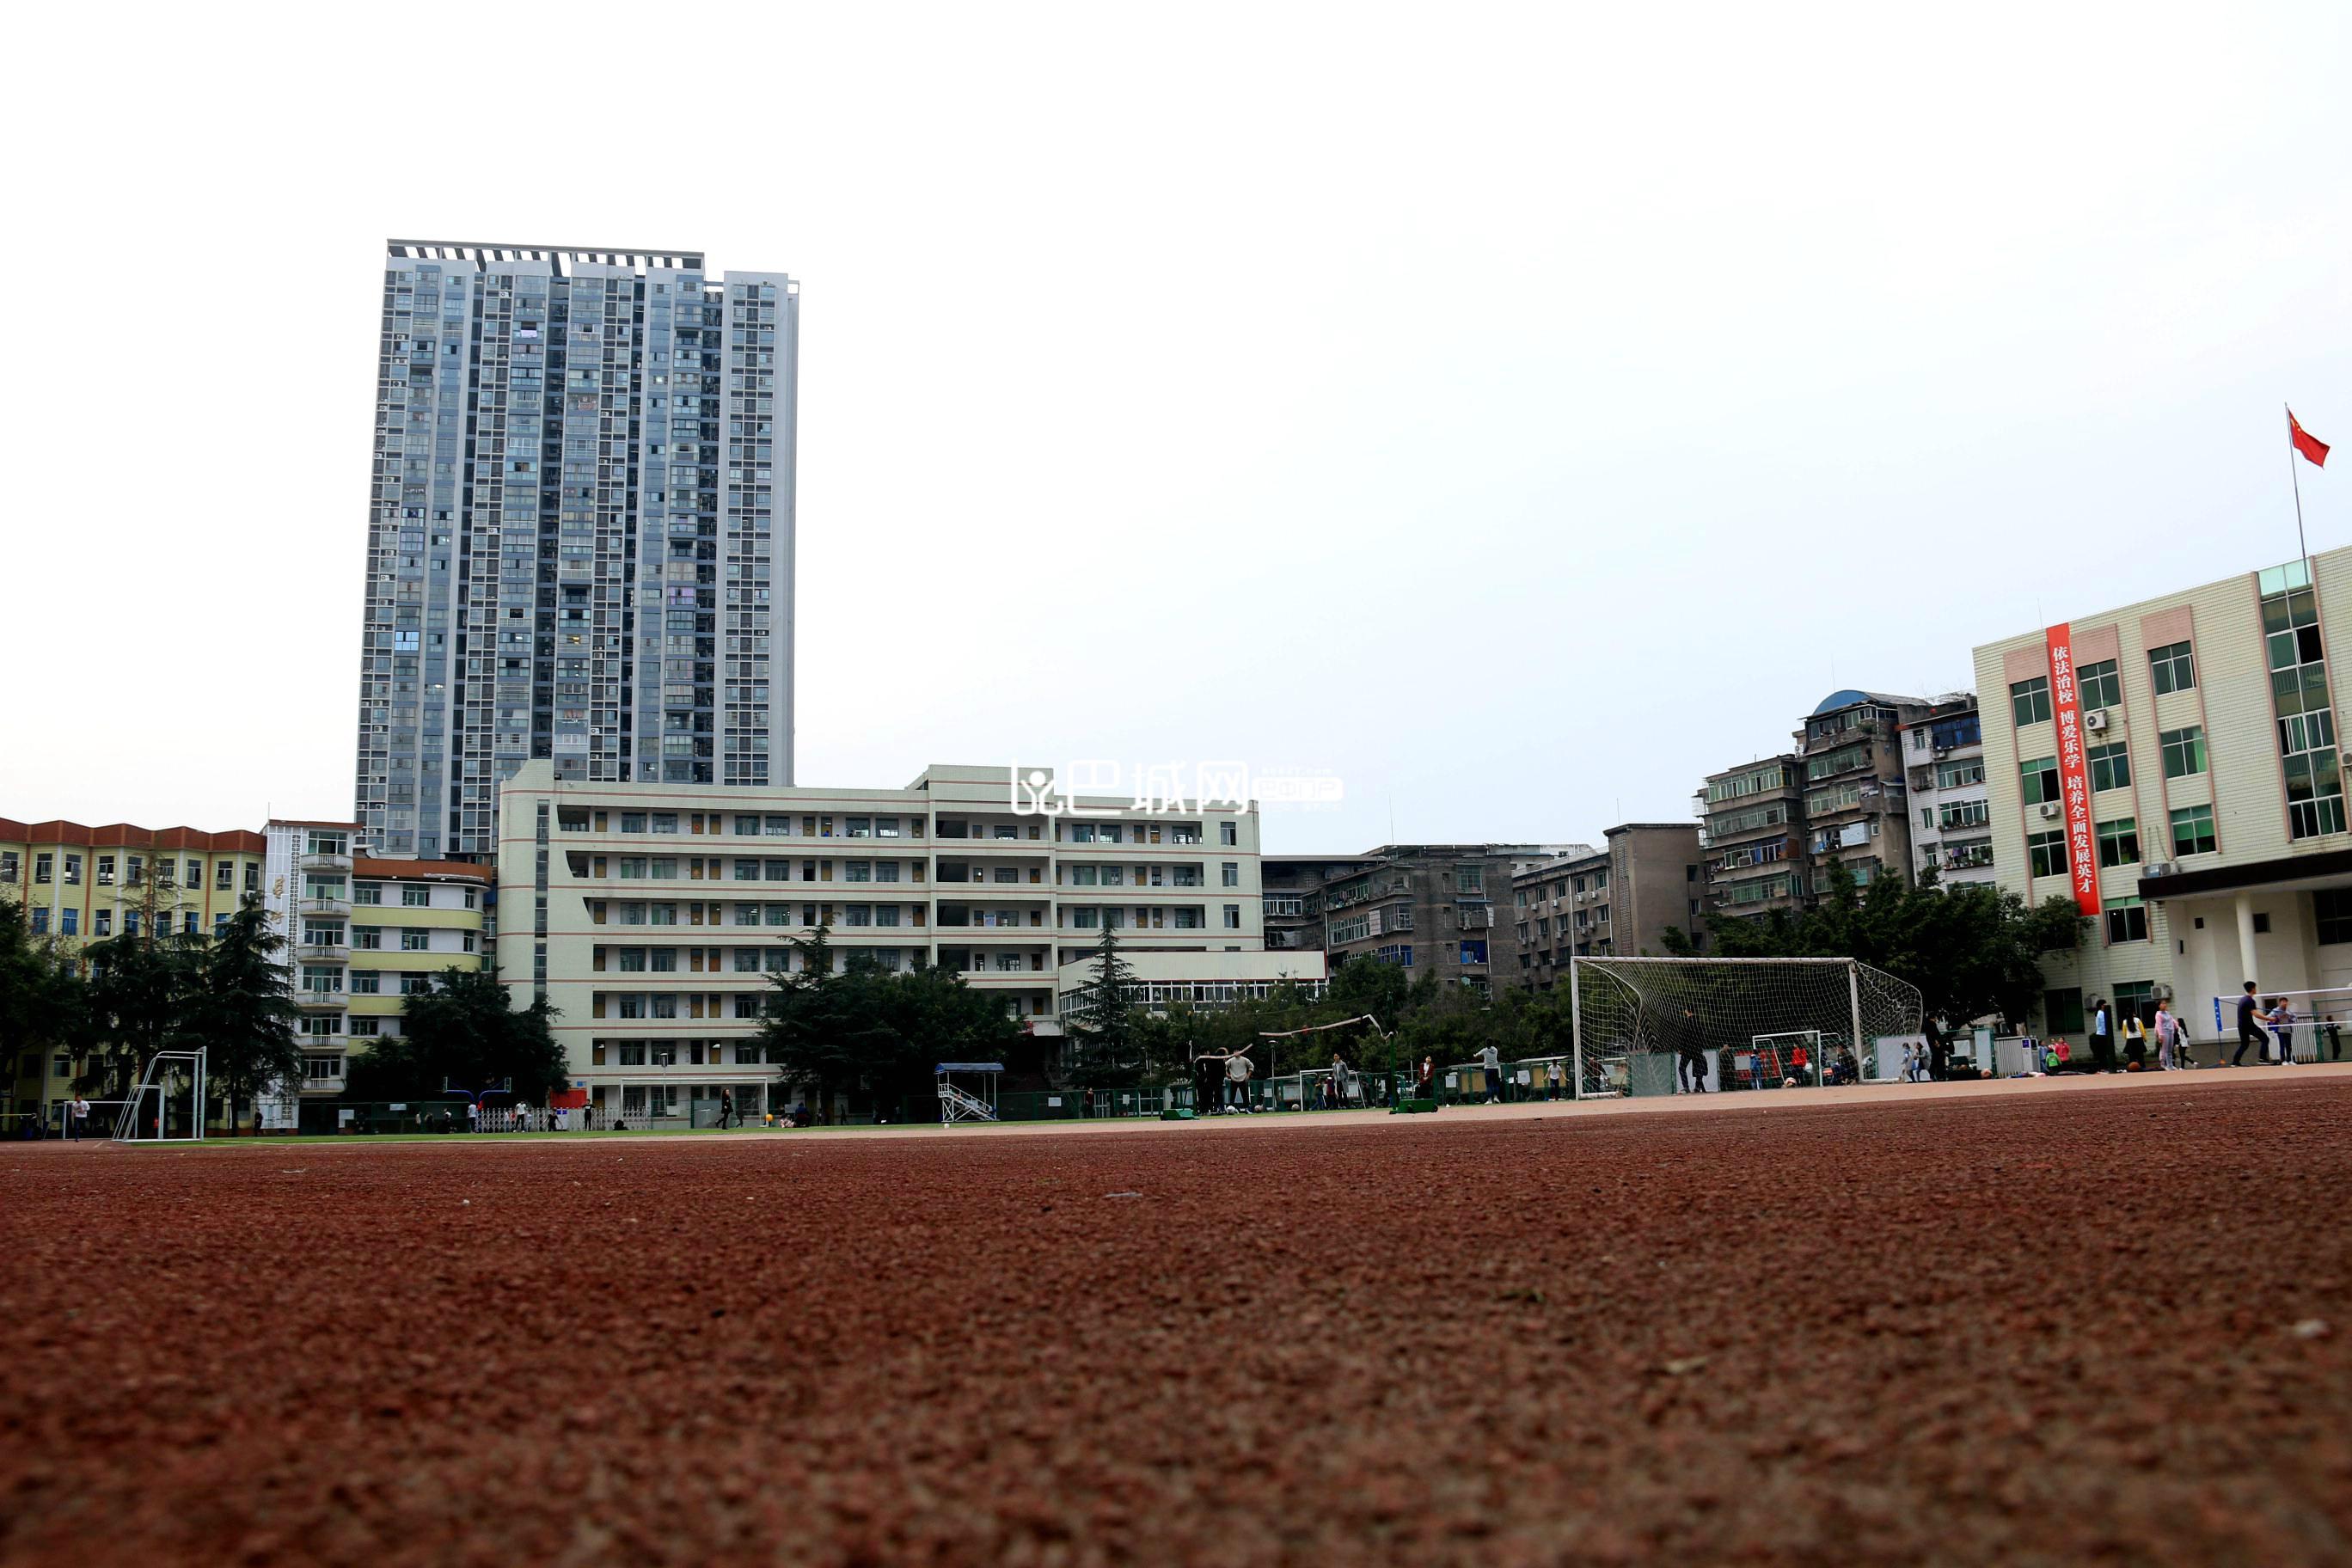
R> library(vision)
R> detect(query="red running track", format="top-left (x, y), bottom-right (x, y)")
top-left (3, 1075), bottom-right (2349, 1565)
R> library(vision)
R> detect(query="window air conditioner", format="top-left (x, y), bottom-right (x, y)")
top-left (2084, 709), bottom-right (2109, 732)
top-left (2038, 802), bottom-right (2061, 820)
top-left (2140, 861), bottom-right (2177, 879)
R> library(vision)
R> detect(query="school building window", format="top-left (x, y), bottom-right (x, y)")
top-left (2103, 897), bottom-right (2147, 944)
top-left (2160, 726), bottom-right (2207, 779)
top-left (2020, 757), bottom-right (2060, 806)
top-left (2027, 830), bottom-right (2067, 879)
top-left (2171, 805), bottom-right (2216, 856)
top-left (2043, 988), bottom-right (2085, 1033)
top-left (2316, 889), bottom-right (2352, 946)
top-left (2086, 743), bottom-right (2130, 793)
top-left (2150, 640), bottom-right (2196, 695)
top-left (2011, 677), bottom-right (2051, 726)
top-left (2096, 818), bottom-right (2139, 869)
top-left (2078, 659), bottom-right (2122, 711)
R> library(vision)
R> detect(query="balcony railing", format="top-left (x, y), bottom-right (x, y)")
top-left (299, 851), bottom-right (354, 873)
top-left (297, 896), bottom-right (352, 916)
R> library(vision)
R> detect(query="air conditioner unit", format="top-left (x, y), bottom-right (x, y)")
top-left (2084, 709), bottom-right (2109, 732)
top-left (2140, 861), bottom-right (2177, 879)
top-left (2153, 983), bottom-right (2174, 1001)
top-left (2038, 802), bottom-right (2061, 820)
top-left (1933, 746), bottom-right (1951, 757)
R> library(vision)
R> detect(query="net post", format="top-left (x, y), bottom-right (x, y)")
top-left (1847, 961), bottom-right (1865, 1084)
top-left (1569, 956), bottom-right (1584, 1100)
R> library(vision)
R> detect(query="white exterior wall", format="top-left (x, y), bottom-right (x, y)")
top-left (496, 762), bottom-right (1280, 1104)
top-left (1975, 545), bottom-right (2352, 1042)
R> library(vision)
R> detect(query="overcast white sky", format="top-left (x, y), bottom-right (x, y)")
top-left (4, 3), bottom-right (2346, 853)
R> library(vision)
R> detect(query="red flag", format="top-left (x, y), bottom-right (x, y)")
top-left (2291, 409), bottom-right (2330, 468)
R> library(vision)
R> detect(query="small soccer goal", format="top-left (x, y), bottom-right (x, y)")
top-left (1569, 958), bottom-right (1920, 1098)
top-left (113, 1050), bottom-right (208, 1142)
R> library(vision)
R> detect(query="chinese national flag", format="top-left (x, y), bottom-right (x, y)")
top-left (2291, 409), bottom-right (2331, 468)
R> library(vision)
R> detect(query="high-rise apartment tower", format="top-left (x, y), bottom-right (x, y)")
top-left (357, 240), bottom-right (797, 860)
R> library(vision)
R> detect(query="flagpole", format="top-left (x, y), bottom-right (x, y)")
top-left (2289, 402), bottom-right (2311, 575)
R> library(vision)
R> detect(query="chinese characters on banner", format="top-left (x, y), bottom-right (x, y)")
top-left (2046, 622), bottom-right (2101, 916)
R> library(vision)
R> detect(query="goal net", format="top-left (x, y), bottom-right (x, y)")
top-left (113, 1050), bottom-right (208, 1142)
top-left (1569, 958), bottom-right (1921, 1097)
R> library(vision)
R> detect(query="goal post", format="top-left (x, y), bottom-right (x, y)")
top-left (112, 1049), bottom-right (208, 1142)
top-left (1568, 957), bottom-right (1921, 1097)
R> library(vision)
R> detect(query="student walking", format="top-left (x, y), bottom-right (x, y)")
top-left (68, 1095), bottom-right (90, 1142)
top-left (718, 1088), bottom-right (734, 1130)
top-left (2232, 982), bottom-right (2269, 1067)
top-left (2327, 1014), bottom-right (2345, 1063)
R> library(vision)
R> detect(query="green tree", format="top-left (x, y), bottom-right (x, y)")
top-left (345, 966), bottom-right (566, 1104)
top-left (1326, 954), bottom-right (1410, 1028)
top-left (1663, 864), bottom-right (2081, 1024)
top-left (183, 892), bottom-right (303, 1132)
top-left (82, 920), bottom-right (203, 1097)
top-left (0, 897), bottom-right (91, 1093)
top-left (1065, 922), bottom-right (1142, 1087)
top-left (756, 928), bottom-right (1020, 1120)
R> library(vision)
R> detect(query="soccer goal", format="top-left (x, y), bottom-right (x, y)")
top-left (113, 1050), bottom-right (208, 1142)
top-left (1568, 958), bottom-right (1921, 1098)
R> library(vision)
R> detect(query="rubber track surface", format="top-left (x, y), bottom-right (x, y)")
top-left (4, 1081), bottom-right (2349, 1565)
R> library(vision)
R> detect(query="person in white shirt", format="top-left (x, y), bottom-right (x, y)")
top-left (1478, 1044), bottom-right (1503, 1105)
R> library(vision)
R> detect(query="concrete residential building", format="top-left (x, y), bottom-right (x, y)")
top-left (358, 241), bottom-right (799, 863)
top-left (1316, 845), bottom-right (1583, 991)
top-left (0, 818), bottom-right (267, 1119)
top-left (259, 821), bottom-right (493, 1103)
top-left (493, 762), bottom-right (1317, 1122)
top-left (1697, 756), bottom-right (1809, 920)
top-left (1259, 854), bottom-right (1378, 956)
top-left (1512, 824), bottom-right (1706, 986)
top-left (1798, 689), bottom-right (1929, 895)
top-left (1902, 695), bottom-right (1995, 886)
top-left (1975, 547), bottom-right (2352, 1044)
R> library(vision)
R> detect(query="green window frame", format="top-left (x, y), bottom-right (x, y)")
top-left (2011, 677), bottom-right (2051, 727)
top-left (2078, 658), bottom-right (2122, 711)
top-left (2171, 805), bottom-right (2216, 856)
top-left (2159, 726), bottom-right (2206, 779)
top-left (2020, 757), bottom-right (2060, 806)
top-left (2149, 640), bottom-right (2195, 695)
top-left (2043, 988), bottom-right (2085, 1034)
top-left (2096, 818), bottom-right (2140, 868)
top-left (2088, 742), bottom-right (2131, 793)
top-left (2027, 829), bottom-right (2067, 878)
top-left (2103, 897), bottom-right (2147, 944)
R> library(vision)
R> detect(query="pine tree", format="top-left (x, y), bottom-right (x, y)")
top-left (1068, 922), bottom-right (1140, 1087)
top-left (184, 891), bottom-right (303, 1132)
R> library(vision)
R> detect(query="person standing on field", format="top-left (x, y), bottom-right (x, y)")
top-left (2153, 1001), bottom-right (2181, 1071)
top-left (2269, 997), bottom-right (2297, 1066)
top-left (2088, 998), bottom-right (2115, 1073)
top-left (68, 1095), bottom-right (89, 1142)
top-left (1478, 1043), bottom-right (1504, 1105)
top-left (1223, 1047), bottom-right (1253, 1113)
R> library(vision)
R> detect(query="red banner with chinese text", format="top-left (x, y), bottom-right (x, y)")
top-left (2046, 623), bottom-right (2100, 916)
